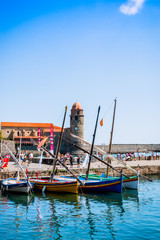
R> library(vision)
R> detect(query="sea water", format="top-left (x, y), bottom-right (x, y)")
top-left (0, 175), bottom-right (160, 240)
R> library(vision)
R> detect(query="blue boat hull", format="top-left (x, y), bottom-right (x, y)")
top-left (79, 177), bottom-right (122, 193)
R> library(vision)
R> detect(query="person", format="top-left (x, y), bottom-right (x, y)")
top-left (20, 152), bottom-right (24, 164)
top-left (156, 152), bottom-right (159, 160)
top-left (117, 153), bottom-right (121, 161)
top-left (60, 154), bottom-right (64, 167)
top-left (29, 152), bottom-right (33, 164)
top-left (143, 152), bottom-right (146, 160)
top-left (77, 155), bottom-right (80, 167)
top-left (69, 154), bottom-right (73, 167)
top-left (138, 152), bottom-right (141, 160)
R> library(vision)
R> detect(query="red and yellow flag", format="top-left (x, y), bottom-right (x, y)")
top-left (38, 137), bottom-right (48, 149)
top-left (100, 119), bottom-right (103, 126)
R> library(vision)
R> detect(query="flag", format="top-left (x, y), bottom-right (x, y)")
top-left (50, 124), bottom-right (54, 154)
top-left (38, 128), bottom-right (41, 151)
top-left (37, 137), bottom-right (48, 149)
top-left (100, 118), bottom-right (103, 126)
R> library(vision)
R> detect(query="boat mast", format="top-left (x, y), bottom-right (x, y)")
top-left (51, 106), bottom-right (67, 181)
top-left (86, 106), bottom-right (101, 180)
top-left (106, 98), bottom-right (117, 177)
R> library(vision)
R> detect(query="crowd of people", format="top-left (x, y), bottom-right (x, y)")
top-left (59, 152), bottom-right (81, 167)
top-left (116, 151), bottom-right (160, 161)
top-left (16, 148), bottom-right (33, 165)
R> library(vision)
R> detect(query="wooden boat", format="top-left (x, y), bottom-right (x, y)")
top-left (78, 175), bottom-right (123, 193)
top-left (1, 143), bottom-right (34, 194)
top-left (79, 173), bottom-right (139, 190)
top-left (30, 179), bottom-right (78, 194)
top-left (1, 178), bottom-right (33, 193)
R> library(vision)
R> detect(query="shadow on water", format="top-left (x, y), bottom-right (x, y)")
top-left (123, 189), bottom-right (139, 202)
top-left (1, 191), bottom-right (34, 206)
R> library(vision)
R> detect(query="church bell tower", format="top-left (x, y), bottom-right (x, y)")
top-left (70, 102), bottom-right (84, 154)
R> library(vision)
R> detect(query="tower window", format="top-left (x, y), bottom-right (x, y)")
top-left (17, 131), bottom-right (20, 136)
top-left (6, 130), bottom-right (10, 134)
top-left (71, 117), bottom-right (72, 120)
top-left (77, 110), bottom-right (80, 115)
top-left (75, 116), bottom-right (78, 121)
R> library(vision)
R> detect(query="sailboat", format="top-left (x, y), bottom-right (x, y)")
top-left (1, 143), bottom-right (33, 194)
top-left (79, 99), bottom-right (139, 190)
top-left (30, 106), bottom-right (79, 194)
top-left (77, 106), bottom-right (123, 193)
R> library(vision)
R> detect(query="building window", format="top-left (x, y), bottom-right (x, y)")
top-left (77, 110), bottom-right (80, 115)
top-left (75, 116), bottom-right (78, 121)
top-left (27, 132), bottom-right (30, 134)
top-left (6, 130), bottom-right (10, 134)
top-left (17, 131), bottom-right (20, 136)
top-left (71, 117), bottom-right (72, 120)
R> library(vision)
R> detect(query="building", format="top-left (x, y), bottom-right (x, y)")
top-left (1, 101), bottom-right (84, 155)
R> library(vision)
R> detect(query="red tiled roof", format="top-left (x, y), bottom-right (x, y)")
top-left (1, 122), bottom-right (61, 129)
top-left (14, 136), bottom-right (45, 139)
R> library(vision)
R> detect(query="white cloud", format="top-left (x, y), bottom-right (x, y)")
top-left (119, 0), bottom-right (146, 15)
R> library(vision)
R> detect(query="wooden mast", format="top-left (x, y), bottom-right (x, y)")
top-left (86, 106), bottom-right (101, 180)
top-left (106, 98), bottom-right (117, 177)
top-left (51, 106), bottom-right (67, 181)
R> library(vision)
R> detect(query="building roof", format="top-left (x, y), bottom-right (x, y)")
top-left (14, 136), bottom-right (45, 139)
top-left (43, 127), bottom-right (62, 133)
top-left (72, 101), bottom-right (82, 110)
top-left (1, 122), bottom-right (61, 129)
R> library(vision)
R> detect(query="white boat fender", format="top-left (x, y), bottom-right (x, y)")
top-left (42, 186), bottom-right (46, 192)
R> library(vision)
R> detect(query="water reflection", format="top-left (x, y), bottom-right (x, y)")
top-left (0, 189), bottom-right (141, 239)
top-left (2, 192), bottom-right (34, 206)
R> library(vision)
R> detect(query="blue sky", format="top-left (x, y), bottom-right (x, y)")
top-left (0, 0), bottom-right (160, 145)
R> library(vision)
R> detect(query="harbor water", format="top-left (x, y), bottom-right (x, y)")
top-left (0, 175), bottom-right (160, 240)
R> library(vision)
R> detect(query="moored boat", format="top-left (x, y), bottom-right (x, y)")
top-left (30, 179), bottom-right (78, 194)
top-left (79, 175), bottom-right (123, 193)
top-left (1, 178), bottom-right (33, 193)
top-left (79, 173), bottom-right (139, 190)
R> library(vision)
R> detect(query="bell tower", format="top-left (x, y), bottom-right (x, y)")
top-left (70, 102), bottom-right (84, 154)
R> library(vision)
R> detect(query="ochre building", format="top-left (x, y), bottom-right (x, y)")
top-left (1, 102), bottom-right (84, 154)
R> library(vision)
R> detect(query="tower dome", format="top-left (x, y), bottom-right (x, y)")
top-left (72, 101), bottom-right (82, 110)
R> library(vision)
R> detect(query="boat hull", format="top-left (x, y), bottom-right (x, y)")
top-left (79, 177), bottom-right (122, 193)
top-left (79, 174), bottom-right (139, 190)
top-left (123, 176), bottom-right (139, 190)
top-left (1, 178), bottom-right (33, 193)
top-left (30, 179), bottom-right (78, 194)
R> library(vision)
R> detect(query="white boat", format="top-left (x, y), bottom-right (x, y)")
top-left (2, 144), bottom-right (34, 194)
top-left (1, 178), bottom-right (33, 193)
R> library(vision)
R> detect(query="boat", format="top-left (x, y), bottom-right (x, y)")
top-left (1, 177), bottom-right (33, 193)
top-left (30, 178), bottom-right (78, 194)
top-left (78, 173), bottom-right (139, 190)
top-left (78, 174), bottom-right (123, 193)
top-left (54, 173), bottom-right (123, 193)
top-left (1, 143), bottom-right (34, 194)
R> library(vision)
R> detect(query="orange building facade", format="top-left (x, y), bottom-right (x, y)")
top-left (1, 122), bottom-right (62, 144)
top-left (1, 102), bottom-right (84, 154)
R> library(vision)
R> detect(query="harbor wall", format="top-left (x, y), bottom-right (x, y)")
top-left (1, 162), bottom-right (160, 180)
top-left (1, 140), bottom-right (16, 156)
top-left (95, 144), bottom-right (160, 153)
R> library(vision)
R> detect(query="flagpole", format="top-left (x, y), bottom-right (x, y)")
top-left (50, 106), bottom-right (68, 181)
top-left (86, 106), bottom-right (100, 180)
top-left (106, 98), bottom-right (117, 177)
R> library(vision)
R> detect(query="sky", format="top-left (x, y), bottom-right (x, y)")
top-left (0, 0), bottom-right (160, 145)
